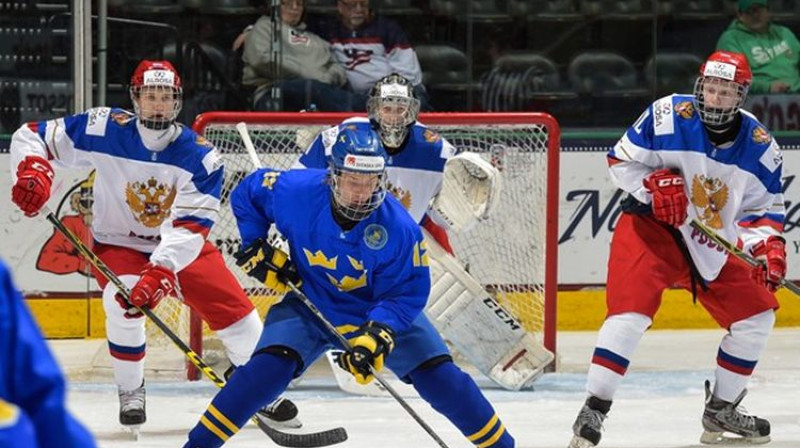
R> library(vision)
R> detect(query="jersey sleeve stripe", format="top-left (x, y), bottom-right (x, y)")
top-left (173, 217), bottom-right (213, 238)
top-left (738, 214), bottom-right (784, 232)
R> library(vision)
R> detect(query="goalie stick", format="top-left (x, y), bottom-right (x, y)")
top-left (43, 206), bottom-right (347, 447)
top-left (238, 122), bottom-right (451, 447)
top-left (689, 219), bottom-right (800, 296)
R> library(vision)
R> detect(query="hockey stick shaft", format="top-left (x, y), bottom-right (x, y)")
top-left (283, 282), bottom-right (451, 448)
top-left (237, 122), bottom-right (448, 446)
top-left (689, 219), bottom-right (800, 296)
top-left (44, 208), bottom-right (346, 447)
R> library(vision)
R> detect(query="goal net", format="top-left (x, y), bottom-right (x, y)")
top-left (154, 112), bottom-right (560, 382)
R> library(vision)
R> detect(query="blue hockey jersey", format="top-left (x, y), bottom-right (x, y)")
top-left (294, 117), bottom-right (456, 224)
top-left (0, 259), bottom-right (96, 448)
top-left (609, 94), bottom-right (785, 281)
top-left (231, 168), bottom-right (431, 333)
top-left (10, 108), bottom-right (224, 272)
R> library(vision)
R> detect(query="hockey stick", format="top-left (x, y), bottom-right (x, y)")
top-left (236, 122), bottom-right (450, 447)
top-left (43, 208), bottom-right (347, 447)
top-left (689, 219), bottom-right (800, 296)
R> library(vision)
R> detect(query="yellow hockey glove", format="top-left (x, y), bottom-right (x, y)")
top-left (233, 238), bottom-right (300, 294)
top-left (335, 321), bottom-right (395, 385)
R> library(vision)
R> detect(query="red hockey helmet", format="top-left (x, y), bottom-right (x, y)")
top-left (129, 60), bottom-right (183, 130)
top-left (693, 51), bottom-right (752, 127)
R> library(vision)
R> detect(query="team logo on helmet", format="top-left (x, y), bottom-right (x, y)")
top-left (364, 224), bottom-right (388, 250)
top-left (424, 129), bottom-right (441, 143)
top-left (125, 177), bottom-right (177, 228)
top-left (690, 175), bottom-right (729, 230)
top-left (674, 101), bottom-right (695, 119)
top-left (752, 127), bottom-right (771, 144)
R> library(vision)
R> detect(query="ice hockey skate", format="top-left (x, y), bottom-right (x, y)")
top-left (568, 396), bottom-right (612, 448)
top-left (118, 382), bottom-right (146, 439)
top-left (701, 380), bottom-right (770, 445)
top-left (255, 396), bottom-right (302, 429)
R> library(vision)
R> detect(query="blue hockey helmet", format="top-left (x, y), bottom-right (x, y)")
top-left (329, 126), bottom-right (388, 222)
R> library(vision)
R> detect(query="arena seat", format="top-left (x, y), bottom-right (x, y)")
top-left (645, 52), bottom-right (703, 96)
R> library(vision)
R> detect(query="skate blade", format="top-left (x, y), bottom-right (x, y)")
top-left (567, 435), bottom-right (596, 448)
top-left (700, 430), bottom-right (770, 445)
top-left (122, 424), bottom-right (142, 441)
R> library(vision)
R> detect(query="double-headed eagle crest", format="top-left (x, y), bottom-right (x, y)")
top-left (690, 174), bottom-right (728, 229)
top-left (125, 177), bottom-right (176, 228)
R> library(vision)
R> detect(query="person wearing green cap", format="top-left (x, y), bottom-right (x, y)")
top-left (716, 0), bottom-right (800, 93)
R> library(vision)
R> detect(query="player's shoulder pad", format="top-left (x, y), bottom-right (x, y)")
top-left (741, 109), bottom-right (782, 173)
top-left (175, 126), bottom-right (223, 174)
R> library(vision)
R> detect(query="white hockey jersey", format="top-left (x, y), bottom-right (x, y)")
top-left (610, 94), bottom-right (785, 282)
top-left (294, 117), bottom-right (457, 224)
top-left (10, 107), bottom-right (224, 273)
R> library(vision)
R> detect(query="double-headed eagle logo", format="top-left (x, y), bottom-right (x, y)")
top-left (690, 174), bottom-right (728, 229)
top-left (125, 177), bottom-right (176, 228)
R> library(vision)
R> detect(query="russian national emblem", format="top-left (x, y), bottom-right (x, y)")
top-left (674, 101), bottom-right (694, 119)
top-left (752, 127), bottom-right (771, 144)
top-left (125, 177), bottom-right (177, 228)
top-left (387, 181), bottom-right (412, 210)
top-left (424, 129), bottom-right (441, 143)
top-left (690, 174), bottom-right (729, 229)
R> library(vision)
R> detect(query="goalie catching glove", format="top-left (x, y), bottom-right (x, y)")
top-left (234, 238), bottom-right (301, 293)
top-left (335, 321), bottom-right (395, 385)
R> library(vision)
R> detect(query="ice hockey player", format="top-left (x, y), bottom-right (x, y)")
top-left (568, 50), bottom-right (783, 447)
top-left (9, 60), bottom-right (298, 433)
top-left (0, 257), bottom-right (97, 448)
top-left (183, 126), bottom-right (515, 448)
top-left (295, 73), bottom-right (553, 390)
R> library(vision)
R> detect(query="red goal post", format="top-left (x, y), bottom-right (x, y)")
top-left (187, 112), bottom-right (560, 380)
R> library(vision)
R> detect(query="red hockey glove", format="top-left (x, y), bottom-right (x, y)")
top-left (643, 169), bottom-right (688, 228)
top-left (12, 156), bottom-right (54, 217)
top-left (751, 236), bottom-right (786, 293)
top-left (129, 263), bottom-right (176, 309)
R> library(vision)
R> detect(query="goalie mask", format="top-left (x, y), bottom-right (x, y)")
top-left (130, 60), bottom-right (183, 130)
top-left (367, 73), bottom-right (420, 149)
top-left (693, 51), bottom-right (752, 128)
top-left (329, 127), bottom-right (388, 222)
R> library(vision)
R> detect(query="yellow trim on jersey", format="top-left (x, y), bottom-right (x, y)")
top-left (468, 414), bottom-right (499, 441)
top-left (476, 425), bottom-right (507, 448)
top-left (200, 415), bottom-right (230, 442)
top-left (207, 404), bottom-right (239, 434)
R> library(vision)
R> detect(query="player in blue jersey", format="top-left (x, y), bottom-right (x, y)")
top-left (183, 127), bottom-right (515, 448)
top-left (568, 51), bottom-right (784, 448)
top-left (0, 258), bottom-right (97, 448)
top-left (9, 60), bottom-right (298, 432)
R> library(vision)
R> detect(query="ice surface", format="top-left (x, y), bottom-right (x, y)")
top-left (56, 329), bottom-right (800, 448)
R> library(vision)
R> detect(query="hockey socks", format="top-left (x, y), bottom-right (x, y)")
top-left (586, 312), bottom-right (650, 400)
top-left (184, 352), bottom-right (296, 448)
top-left (410, 361), bottom-right (515, 448)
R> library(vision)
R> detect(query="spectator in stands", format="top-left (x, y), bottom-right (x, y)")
top-left (242, 0), bottom-right (357, 111)
top-left (716, 0), bottom-right (800, 93)
top-left (313, 0), bottom-right (430, 110)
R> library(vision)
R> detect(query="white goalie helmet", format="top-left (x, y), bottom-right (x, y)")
top-left (129, 60), bottom-right (183, 130)
top-left (367, 73), bottom-right (420, 149)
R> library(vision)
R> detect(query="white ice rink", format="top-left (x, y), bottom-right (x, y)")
top-left (55, 328), bottom-right (800, 448)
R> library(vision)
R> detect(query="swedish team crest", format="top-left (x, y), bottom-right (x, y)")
top-left (690, 174), bottom-right (729, 230)
top-left (752, 127), bottom-right (771, 144)
top-left (364, 224), bottom-right (388, 250)
top-left (674, 101), bottom-right (694, 119)
top-left (125, 177), bottom-right (177, 228)
top-left (424, 129), bottom-right (441, 143)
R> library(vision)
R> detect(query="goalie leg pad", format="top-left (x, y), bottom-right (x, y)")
top-left (423, 229), bottom-right (554, 390)
top-left (410, 361), bottom-right (515, 448)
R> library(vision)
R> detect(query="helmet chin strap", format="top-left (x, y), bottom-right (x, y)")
top-left (136, 120), bottom-right (179, 152)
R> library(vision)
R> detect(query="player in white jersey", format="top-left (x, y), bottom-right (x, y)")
top-left (9, 60), bottom-right (298, 432)
top-left (568, 51), bottom-right (785, 448)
